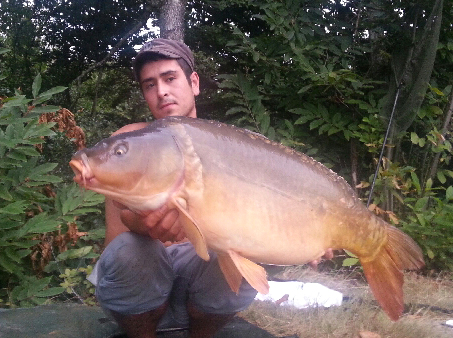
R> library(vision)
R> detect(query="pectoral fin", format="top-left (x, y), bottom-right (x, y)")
top-left (171, 197), bottom-right (210, 261)
top-left (218, 254), bottom-right (244, 294)
top-left (226, 250), bottom-right (269, 295)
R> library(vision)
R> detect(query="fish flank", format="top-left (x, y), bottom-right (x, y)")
top-left (166, 117), bottom-right (357, 199)
top-left (169, 124), bottom-right (204, 200)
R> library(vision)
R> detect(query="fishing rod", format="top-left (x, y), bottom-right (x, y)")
top-left (366, 85), bottom-right (401, 208)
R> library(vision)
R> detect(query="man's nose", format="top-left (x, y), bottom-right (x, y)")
top-left (156, 82), bottom-right (169, 97)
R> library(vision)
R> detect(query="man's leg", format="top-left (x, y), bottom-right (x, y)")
top-left (111, 302), bottom-right (168, 338)
top-left (187, 303), bottom-right (235, 338)
top-left (94, 232), bottom-right (174, 338)
top-left (167, 243), bottom-right (258, 338)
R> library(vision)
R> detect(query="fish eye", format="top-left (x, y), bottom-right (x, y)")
top-left (113, 144), bottom-right (128, 156)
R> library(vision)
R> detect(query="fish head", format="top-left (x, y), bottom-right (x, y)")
top-left (69, 129), bottom-right (184, 211)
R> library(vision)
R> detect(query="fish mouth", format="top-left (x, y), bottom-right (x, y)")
top-left (69, 153), bottom-right (94, 188)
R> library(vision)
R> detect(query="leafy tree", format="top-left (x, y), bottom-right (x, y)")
top-left (0, 0), bottom-right (156, 105)
top-left (1, 0), bottom-right (452, 290)
top-left (185, 0), bottom-right (452, 269)
top-left (0, 69), bottom-right (104, 306)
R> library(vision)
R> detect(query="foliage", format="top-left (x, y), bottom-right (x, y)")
top-left (0, 73), bottom-right (104, 307)
top-left (0, 0), bottom-right (154, 100)
top-left (401, 180), bottom-right (453, 271)
top-left (72, 68), bottom-right (151, 146)
top-left (342, 250), bottom-right (359, 268)
top-left (59, 266), bottom-right (96, 305)
top-left (214, 0), bottom-right (453, 270)
top-left (215, 1), bottom-right (384, 172)
top-left (0, 0), bottom-right (452, 309)
top-left (7, 276), bottom-right (65, 307)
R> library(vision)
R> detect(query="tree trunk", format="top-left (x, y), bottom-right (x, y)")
top-left (373, 0), bottom-right (443, 210)
top-left (159, 0), bottom-right (187, 41)
top-left (381, 0), bottom-right (443, 164)
top-left (90, 69), bottom-right (103, 114)
top-left (427, 93), bottom-right (453, 182)
top-left (350, 136), bottom-right (358, 194)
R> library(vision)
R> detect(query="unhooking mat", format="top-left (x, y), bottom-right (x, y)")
top-left (0, 303), bottom-right (281, 338)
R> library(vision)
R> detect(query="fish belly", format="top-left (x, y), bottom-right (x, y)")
top-left (190, 174), bottom-right (335, 265)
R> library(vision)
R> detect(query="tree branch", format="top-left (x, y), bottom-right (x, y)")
top-left (73, 5), bottom-right (154, 86)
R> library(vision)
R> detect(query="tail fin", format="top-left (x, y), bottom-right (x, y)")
top-left (360, 225), bottom-right (425, 321)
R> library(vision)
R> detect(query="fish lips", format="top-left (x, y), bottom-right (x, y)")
top-left (69, 153), bottom-right (95, 188)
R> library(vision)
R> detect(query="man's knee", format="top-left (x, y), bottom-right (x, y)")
top-left (96, 232), bottom-right (174, 315)
top-left (100, 232), bottom-right (168, 279)
top-left (185, 254), bottom-right (258, 315)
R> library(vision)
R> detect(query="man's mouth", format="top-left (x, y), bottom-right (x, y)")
top-left (160, 101), bottom-right (176, 110)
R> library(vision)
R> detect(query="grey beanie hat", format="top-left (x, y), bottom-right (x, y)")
top-left (133, 38), bottom-right (195, 78)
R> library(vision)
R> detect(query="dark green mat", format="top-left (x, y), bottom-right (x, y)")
top-left (0, 304), bottom-right (120, 338)
top-left (0, 304), bottom-right (281, 337)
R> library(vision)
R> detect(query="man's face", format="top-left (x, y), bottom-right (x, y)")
top-left (139, 59), bottom-right (200, 119)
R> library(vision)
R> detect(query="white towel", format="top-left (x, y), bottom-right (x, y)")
top-left (255, 281), bottom-right (343, 309)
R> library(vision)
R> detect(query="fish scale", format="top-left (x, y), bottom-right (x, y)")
top-left (70, 116), bottom-right (424, 321)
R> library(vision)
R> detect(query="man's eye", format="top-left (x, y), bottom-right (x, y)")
top-left (167, 77), bottom-right (176, 82)
top-left (142, 82), bottom-right (154, 91)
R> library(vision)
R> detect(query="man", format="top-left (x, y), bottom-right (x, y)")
top-left (90, 39), bottom-right (258, 338)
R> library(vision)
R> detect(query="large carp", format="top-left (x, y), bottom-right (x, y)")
top-left (70, 117), bottom-right (424, 321)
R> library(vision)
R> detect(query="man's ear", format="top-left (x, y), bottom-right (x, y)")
top-left (190, 72), bottom-right (200, 96)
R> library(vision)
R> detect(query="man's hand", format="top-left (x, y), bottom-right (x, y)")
top-left (113, 201), bottom-right (187, 244)
top-left (308, 248), bottom-right (334, 269)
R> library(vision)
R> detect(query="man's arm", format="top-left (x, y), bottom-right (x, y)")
top-left (105, 198), bottom-right (185, 245)
top-left (105, 198), bottom-right (130, 245)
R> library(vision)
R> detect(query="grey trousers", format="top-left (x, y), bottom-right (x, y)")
top-left (91, 232), bottom-right (257, 329)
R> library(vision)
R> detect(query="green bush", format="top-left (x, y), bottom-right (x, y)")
top-left (218, 5), bottom-right (453, 271)
top-left (0, 73), bottom-right (104, 307)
